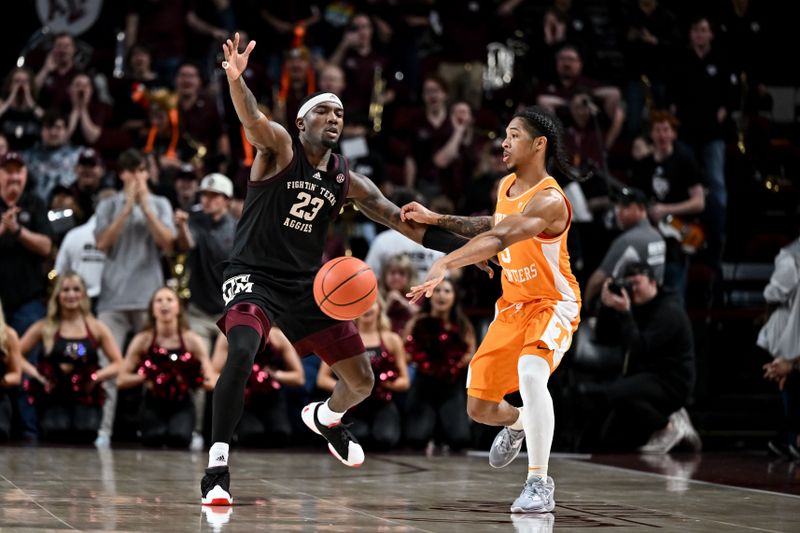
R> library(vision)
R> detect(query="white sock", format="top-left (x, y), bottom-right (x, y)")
top-left (208, 442), bottom-right (229, 468)
top-left (517, 355), bottom-right (553, 481)
top-left (317, 399), bottom-right (345, 427)
top-left (509, 406), bottom-right (525, 431)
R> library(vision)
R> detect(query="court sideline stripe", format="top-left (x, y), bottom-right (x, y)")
top-left (0, 474), bottom-right (77, 530)
top-left (566, 458), bottom-right (800, 500)
top-left (260, 477), bottom-right (437, 533)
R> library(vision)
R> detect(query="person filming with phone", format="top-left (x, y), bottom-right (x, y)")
top-left (578, 261), bottom-right (700, 453)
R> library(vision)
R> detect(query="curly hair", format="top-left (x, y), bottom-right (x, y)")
top-left (512, 106), bottom-right (591, 182)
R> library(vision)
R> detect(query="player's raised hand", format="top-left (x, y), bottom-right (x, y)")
top-left (400, 201), bottom-right (438, 224)
top-left (222, 32), bottom-right (256, 81)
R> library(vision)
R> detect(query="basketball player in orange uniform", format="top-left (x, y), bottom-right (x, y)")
top-left (403, 107), bottom-right (585, 513)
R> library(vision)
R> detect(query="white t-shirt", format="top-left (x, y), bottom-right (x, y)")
top-left (365, 229), bottom-right (444, 280)
top-left (55, 216), bottom-right (106, 298)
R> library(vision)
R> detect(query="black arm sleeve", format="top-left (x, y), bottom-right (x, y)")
top-left (422, 226), bottom-right (468, 254)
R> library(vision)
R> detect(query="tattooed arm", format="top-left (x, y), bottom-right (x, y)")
top-left (348, 171), bottom-right (427, 244)
top-left (223, 32), bottom-right (292, 180)
top-left (400, 201), bottom-right (493, 237)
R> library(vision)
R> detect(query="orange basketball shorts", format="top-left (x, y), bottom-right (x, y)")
top-left (466, 296), bottom-right (580, 403)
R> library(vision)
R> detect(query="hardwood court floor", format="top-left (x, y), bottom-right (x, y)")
top-left (1, 447), bottom-right (798, 532)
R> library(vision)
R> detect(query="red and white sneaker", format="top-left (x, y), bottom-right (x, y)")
top-left (302, 402), bottom-right (364, 467)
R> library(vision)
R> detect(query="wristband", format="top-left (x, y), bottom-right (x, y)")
top-left (422, 226), bottom-right (468, 254)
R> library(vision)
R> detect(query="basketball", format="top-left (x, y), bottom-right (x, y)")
top-left (313, 256), bottom-right (378, 320)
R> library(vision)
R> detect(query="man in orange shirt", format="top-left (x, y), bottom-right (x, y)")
top-left (403, 107), bottom-right (584, 513)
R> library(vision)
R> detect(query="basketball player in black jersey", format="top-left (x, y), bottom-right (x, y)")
top-left (201, 33), bottom-right (475, 505)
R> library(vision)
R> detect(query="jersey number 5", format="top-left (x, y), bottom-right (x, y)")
top-left (289, 192), bottom-right (325, 221)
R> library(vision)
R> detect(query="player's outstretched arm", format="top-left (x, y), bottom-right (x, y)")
top-left (407, 189), bottom-right (567, 302)
top-left (348, 171), bottom-right (428, 243)
top-left (400, 201), bottom-right (493, 237)
top-left (222, 32), bottom-right (291, 153)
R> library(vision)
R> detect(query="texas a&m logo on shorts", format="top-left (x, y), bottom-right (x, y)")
top-left (222, 274), bottom-right (254, 304)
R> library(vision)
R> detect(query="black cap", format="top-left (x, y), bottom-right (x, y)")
top-left (175, 163), bottom-right (197, 180)
top-left (0, 151), bottom-right (26, 168)
top-left (77, 148), bottom-right (102, 167)
top-left (614, 186), bottom-right (648, 206)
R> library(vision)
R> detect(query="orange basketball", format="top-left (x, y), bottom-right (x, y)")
top-left (313, 256), bottom-right (378, 321)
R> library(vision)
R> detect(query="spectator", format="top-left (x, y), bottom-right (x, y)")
top-left (273, 46), bottom-right (316, 131)
top-left (0, 152), bottom-right (52, 334)
top-left (379, 254), bottom-right (419, 336)
top-left (0, 301), bottom-right (23, 442)
top-left (434, 2), bottom-right (493, 110)
top-left (125, 1), bottom-right (190, 82)
top-left (116, 287), bottom-right (214, 448)
top-left (0, 133), bottom-right (7, 157)
top-left (256, 3), bottom-right (320, 81)
top-left (318, 63), bottom-right (345, 95)
top-left (429, 101), bottom-right (485, 200)
top-left (211, 328), bottom-right (305, 448)
top-left (34, 32), bottom-right (78, 112)
top-left (537, 45), bottom-right (624, 149)
top-left (175, 173), bottom-right (236, 352)
top-left (174, 62), bottom-right (230, 172)
top-left (0, 67), bottom-right (43, 151)
top-left (630, 111), bottom-right (704, 296)
top-left (185, 0), bottom-right (236, 71)
top-left (329, 13), bottom-right (389, 117)
top-left (19, 273), bottom-right (122, 444)
top-left (584, 187), bottom-right (666, 310)
top-left (758, 233), bottom-right (800, 459)
top-left (404, 278), bottom-right (475, 452)
top-left (66, 73), bottom-right (111, 148)
top-left (541, 0), bottom-right (595, 57)
top-left (364, 189), bottom-right (444, 280)
top-left (47, 185), bottom-right (82, 245)
top-left (68, 148), bottom-right (111, 223)
top-left (317, 295), bottom-right (409, 451)
top-left (670, 17), bottom-right (736, 268)
top-left (94, 148), bottom-right (176, 447)
top-left (585, 261), bottom-right (700, 453)
top-left (172, 164), bottom-right (201, 212)
top-left (54, 210), bottom-right (108, 304)
top-left (23, 110), bottom-right (81, 204)
top-left (622, 0), bottom-right (678, 137)
top-left (112, 44), bottom-right (169, 135)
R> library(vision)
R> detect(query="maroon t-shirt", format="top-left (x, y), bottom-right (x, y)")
top-left (128, 0), bottom-right (188, 57)
top-left (39, 67), bottom-right (77, 112)
top-left (538, 75), bottom-right (601, 101)
top-left (178, 94), bottom-right (224, 154)
top-left (341, 49), bottom-right (388, 116)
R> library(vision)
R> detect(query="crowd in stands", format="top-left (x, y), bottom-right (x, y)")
top-left (0, 0), bottom-right (798, 455)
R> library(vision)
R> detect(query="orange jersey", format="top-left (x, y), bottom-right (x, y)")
top-left (493, 174), bottom-right (581, 305)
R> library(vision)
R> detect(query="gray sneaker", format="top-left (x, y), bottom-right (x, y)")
top-left (489, 427), bottom-right (525, 468)
top-left (511, 476), bottom-right (556, 513)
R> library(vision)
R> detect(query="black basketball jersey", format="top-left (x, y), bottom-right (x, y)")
top-left (227, 137), bottom-right (350, 277)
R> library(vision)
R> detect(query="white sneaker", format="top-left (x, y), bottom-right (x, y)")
top-left (94, 430), bottom-right (111, 449)
top-left (674, 408), bottom-right (702, 452)
top-left (190, 432), bottom-right (204, 452)
top-left (489, 427), bottom-right (525, 468)
top-left (511, 476), bottom-right (556, 513)
top-left (301, 402), bottom-right (364, 467)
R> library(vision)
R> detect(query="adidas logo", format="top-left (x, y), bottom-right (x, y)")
top-left (215, 455), bottom-right (225, 462)
top-left (312, 172), bottom-right (321, 180)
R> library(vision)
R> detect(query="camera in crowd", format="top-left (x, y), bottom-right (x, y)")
top-left (607, 277), bottom-right (632, 297)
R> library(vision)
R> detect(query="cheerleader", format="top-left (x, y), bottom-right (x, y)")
top-left (19, 273), bottom-right (122, 443)
top-left (210, 327), bottom-right (304, 447)
top-left (317, 295), bottom-right (410, 450)
top-left (379, 254), bottom-right (419, 336)
top-left (117, 287), bottom-right (214, 448)
top-left (404, 278), bottom-right (476, 451)
top-left (0, 300), bottom-right (22, 441)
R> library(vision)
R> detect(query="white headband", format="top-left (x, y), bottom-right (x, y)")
top-left (296, 93), bottom-right (344, 120)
